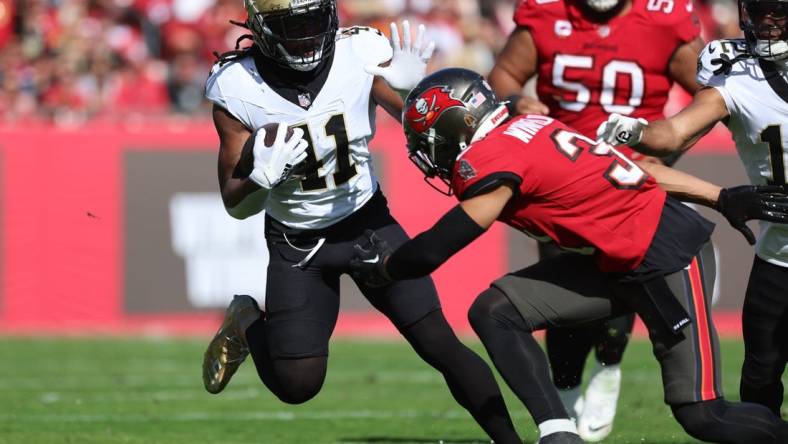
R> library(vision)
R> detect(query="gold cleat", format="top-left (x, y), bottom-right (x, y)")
top-left (202, 295), bottom-right (261, 394)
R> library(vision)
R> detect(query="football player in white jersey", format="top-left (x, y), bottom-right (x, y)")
top-left (597, 0), bottom-right (788, 419)
top-left (200, 1), bottom-right (523, 442)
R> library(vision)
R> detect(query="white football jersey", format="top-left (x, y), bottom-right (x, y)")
top-left (698, 39), bottom-right (788, 267)
top-left (205, 27), bottom-right (393, 230)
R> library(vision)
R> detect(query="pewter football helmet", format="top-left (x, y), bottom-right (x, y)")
top-left (403, 68), bottom-right (508, 192)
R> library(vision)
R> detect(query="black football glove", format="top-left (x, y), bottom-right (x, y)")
top-left (350, 230), bottom-right (394, 288)
top-left (716, 185), bottom-right (788, 245)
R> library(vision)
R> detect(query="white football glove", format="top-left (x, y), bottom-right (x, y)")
top-left (364, 20), bottom-right (436, 94)
top-left (248, 123), bottom-right (309, 189)
top-left (596, 113), bottom-right (649, 146)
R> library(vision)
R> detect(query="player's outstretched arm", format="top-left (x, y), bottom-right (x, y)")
top-left (350, 185), bottom-right (514, 287)
top-left (635, 160), bottom-right (722, 207)
top-left (598, 87), bottom-right (728, 156)
top-left (372, 76), bottom-right (405, 122)
top-left (637, 161), bottom-right (788, 244)
top-left (488, 27), bottom-right (548, 115)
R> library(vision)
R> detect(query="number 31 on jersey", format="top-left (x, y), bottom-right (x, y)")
top-left (551, 129), bottom-right (648, 189)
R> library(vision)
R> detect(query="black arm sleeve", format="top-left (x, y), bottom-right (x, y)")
top-left (385, 205), bottom-right (487, 280)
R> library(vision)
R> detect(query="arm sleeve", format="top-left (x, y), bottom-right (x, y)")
top-left (695, 40), bottom-right (737, 115)
top-left (460, 172), bottom-right (522, 200)
top-left (450, 140), bottom-right (527, 200)
top-left (205, 63), bottom-right (250, 129)
top-left (673, 1), bottom-right (701, 44)
top-left (346, 26), bottom-right (394, 67)
top-left (385, 205), bottom-right (486, 280)
top-left (513, 0), bottom-right (540, 30)
top-left (205, 64), bottom-right (230, 109)
top-left (696, 40), bottom-right (722, 85)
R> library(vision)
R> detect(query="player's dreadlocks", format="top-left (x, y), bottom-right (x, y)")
top-left (213, 20), bottom-right (260, 66)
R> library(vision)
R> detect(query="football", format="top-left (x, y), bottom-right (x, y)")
top-left (234, 122), bottom-right (295, 178)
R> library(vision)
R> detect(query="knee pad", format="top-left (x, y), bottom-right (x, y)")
top-left (671, 400), bottom-right (720, 439)
top-left (275, 381), bottom-right (323, 405)
top-left (468, 290), bottom-right (496, 333)
top-left (270, 358), bottom-right (327, 405)
top-left (468, 288), bottom-right (531, 336)
top-left (273, 373), bottom-right (325, 405)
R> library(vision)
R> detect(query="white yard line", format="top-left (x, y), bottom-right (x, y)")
top-left (0, 409), bottom-right (524, 423)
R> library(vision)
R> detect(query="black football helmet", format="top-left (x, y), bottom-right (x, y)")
top-left (740, 0), bottom-right (788, 61)
top-left (402, 68), bottom-right (509, 194)
top-left (245, 0), bottom-right (338, 71)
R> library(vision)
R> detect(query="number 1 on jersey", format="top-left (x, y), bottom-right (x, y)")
top-left (761, 125), bottom-right (787, 185)
top-left (294, 114), bottom-right (357, 192)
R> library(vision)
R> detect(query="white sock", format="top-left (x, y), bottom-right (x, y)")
top-left (538, 418), bottom-right (578, 437)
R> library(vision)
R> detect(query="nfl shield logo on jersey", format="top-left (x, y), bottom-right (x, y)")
top-left (458, 159), bottom-right (476, 180)
top-left (554, 20), bottom-right (572, 37)
top-left (298, 93), bottom-right (312, 108)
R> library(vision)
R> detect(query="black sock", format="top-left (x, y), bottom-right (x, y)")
top-left (546, 325), bottom-right (594, 389)
top-left (594, 313), bottom-right (634, 366)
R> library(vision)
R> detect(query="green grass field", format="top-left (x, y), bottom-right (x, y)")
top-left (0, 338), bottom-right (784, 444)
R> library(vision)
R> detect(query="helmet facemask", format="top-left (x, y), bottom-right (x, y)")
top-left (406, 128), bottom-right (461, 195)
top-left (740, 0), bottom-right (788, 62)
top-left (246, 0), bottom-right (338, 71)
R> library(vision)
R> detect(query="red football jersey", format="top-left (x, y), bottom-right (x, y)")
top-left (451, 115), bottom-right (666, 273)
top-left (514, 0), bottom-right (700, 155)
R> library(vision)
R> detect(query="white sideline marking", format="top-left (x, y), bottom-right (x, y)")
top-left (0, 372), bottom-right (443, 392)
top-left (31, 388), bottom-right (263, 404)
top-left (0, 409), bottom-right (520, 423)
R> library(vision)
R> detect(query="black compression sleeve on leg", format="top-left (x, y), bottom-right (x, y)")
top-left (400, 310), bottom-right (523, 444)
top-left (468, 287), bottom-right (571, 424)
top-left (385, 205), bottom-right (485, 280)
top-left (672, 399), bottom-right (787, 444)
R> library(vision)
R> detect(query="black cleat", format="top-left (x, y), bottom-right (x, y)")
top-left (538, 432), bottom-right (585, 444)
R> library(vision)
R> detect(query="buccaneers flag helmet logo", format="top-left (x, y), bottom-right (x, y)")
top-left (404, 86), bottom-right (466, 133)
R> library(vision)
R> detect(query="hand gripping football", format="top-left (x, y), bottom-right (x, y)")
top-left (236, 122), bottom-right (296, 178)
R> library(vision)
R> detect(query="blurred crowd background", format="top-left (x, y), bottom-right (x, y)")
top-left (0, 0), bottom-right (741, 125)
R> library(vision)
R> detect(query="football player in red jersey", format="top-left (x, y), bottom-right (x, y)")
top-left (350, 69), bottom-right (788, 444)
top-left (487, 0), bottom-right (704, 438)
top-left (490, 0), bottom-right (702, 144)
